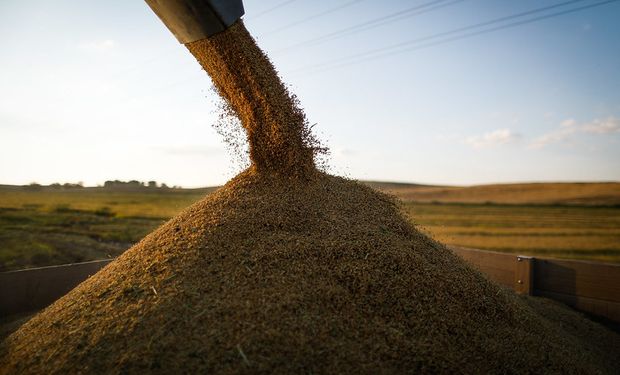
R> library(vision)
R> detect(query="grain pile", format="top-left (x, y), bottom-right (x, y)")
top-left (1, 20), bottom-right (619, 374)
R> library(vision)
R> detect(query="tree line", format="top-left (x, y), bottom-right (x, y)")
top-left (26, 180), bottom-right (179, 190)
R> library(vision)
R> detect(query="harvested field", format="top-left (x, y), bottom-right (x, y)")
top-left (372, 181), bottom-right (620, 206)
top-left (1, 19), bottom-right (619, 374)
top-left (408, 203), bottom-right (620, 262)
top-left (2, 187), bottom-right (619, 270)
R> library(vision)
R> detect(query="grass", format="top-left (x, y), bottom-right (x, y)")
top-left (406, 203), bottom-right (620, 262)
top-left (372, 181), bottom-right (620, 206)
top-left (0, 186), bottom-right (213, 218)
top-left (0, 186), bottom-right (214, 271)
top-left (0, 207), bottom-right (162, 271)
top-left (0, 183), bottom-right (619, 271)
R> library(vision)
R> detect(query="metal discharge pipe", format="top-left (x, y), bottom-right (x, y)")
top-left (144, 0), bottom-right (317, 176)
top-left (145, 0), bottom-right (245, 43)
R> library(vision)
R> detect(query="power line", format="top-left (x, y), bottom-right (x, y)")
top-left (248, 0), bottom-right (301, 20)
top-left (293, 0), bottom-right (590, 72)
top-left (274, 0), bottom-right (465, 54)
top-left (262, 0), bottom-right (366, 36)
top-left (124, 1), bottom-right (459, 79)
top-left (292, 0), bottom-right (615, 75)
top-left (126, 0), bottom-right (617, 97)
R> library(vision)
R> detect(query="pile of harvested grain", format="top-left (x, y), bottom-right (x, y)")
top-left (1, 20), bottom-right (618, 374)
top-left (2, 171), bottom-right (619, 373)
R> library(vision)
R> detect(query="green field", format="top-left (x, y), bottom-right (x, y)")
top-left (0, 183), bottom-right (619, 271)
top-left (405, 203), bottom-right (620, 262)
top-left (0, 186), bottom-right (210, 271)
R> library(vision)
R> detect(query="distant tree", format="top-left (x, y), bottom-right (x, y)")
top-left (161, 183), bottom-right (169, 189)
top-left (103, 180), bottom-right (152, 189)
top-left (61, 182), bottom-right (84, 189)
top-left (26, 182), bottom-right (42, 191)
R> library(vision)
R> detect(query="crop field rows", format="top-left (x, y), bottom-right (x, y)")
top-left (1, 186), bottom-right (619, 271)
top-left (407, 203), bottom-right (620, 262)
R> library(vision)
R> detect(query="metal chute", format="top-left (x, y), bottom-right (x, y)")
top-left (145, 0), bottom-right (245, 44)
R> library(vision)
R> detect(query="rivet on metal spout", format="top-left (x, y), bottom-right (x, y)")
top-left (145, 0), bottom-right (245, 44)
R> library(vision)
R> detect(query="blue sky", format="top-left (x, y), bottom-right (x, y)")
top-left (0, 0), bottom-right (618, 187)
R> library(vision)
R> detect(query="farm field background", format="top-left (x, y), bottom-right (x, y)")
top-left (0, 182), bottom-right (618, 271)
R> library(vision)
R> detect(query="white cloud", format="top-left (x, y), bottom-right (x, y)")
top-left (581, 117), bottom-right (620, 134)
top-left (463, 129), bottom-right (520, 149)
top-left (560, 118), bottom-right (576, 127)
top-left (530, 125), bottom-right (577, 149)
top-left (79, 39), bottom-right (116, 52)
top-left (530, 116), bottom-right (619, 148)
